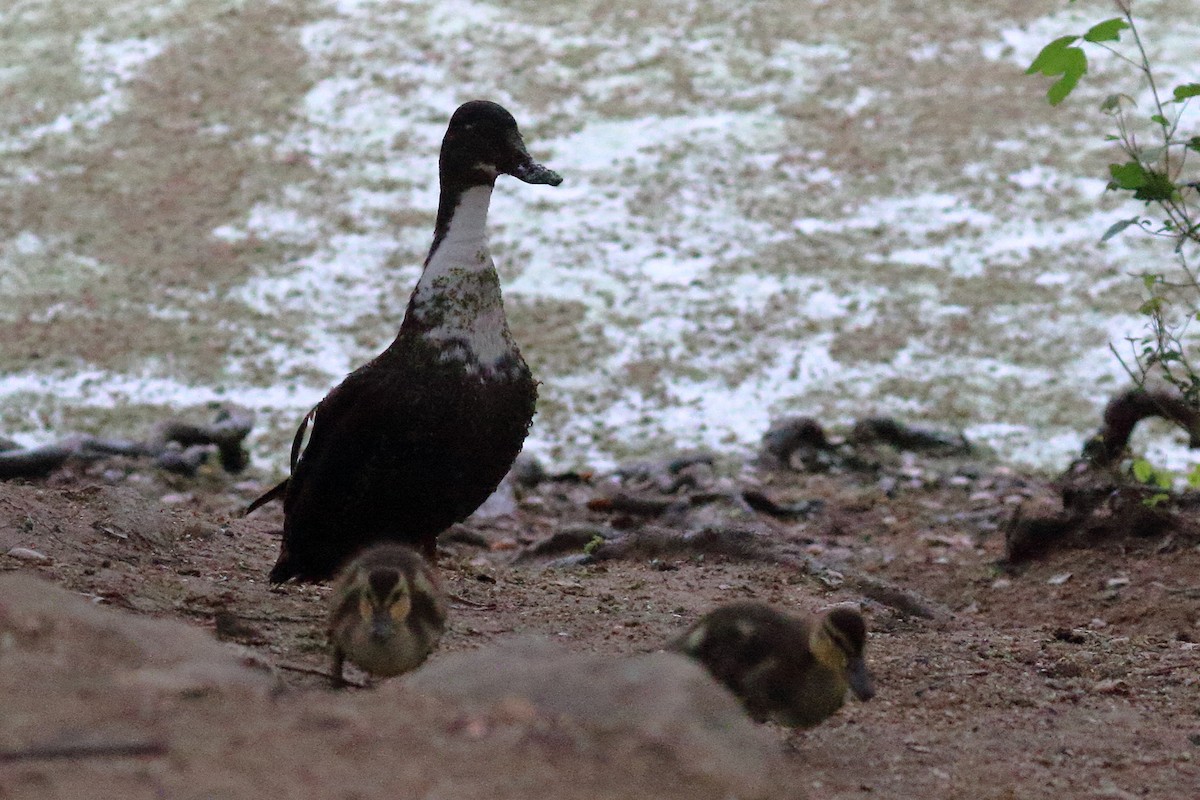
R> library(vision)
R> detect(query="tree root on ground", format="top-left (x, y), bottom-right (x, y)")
top-left (1005, 386), bottom-right (1200, 563)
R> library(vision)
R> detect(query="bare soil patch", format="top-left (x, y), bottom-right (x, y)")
top-left (1, 440), bottom-right (1197, 798)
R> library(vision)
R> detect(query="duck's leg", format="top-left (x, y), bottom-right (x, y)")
top-left (330, 648), bottom-right (348, 689)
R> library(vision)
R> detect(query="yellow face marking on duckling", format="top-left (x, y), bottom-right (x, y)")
top-left (388, 591), bottom-right (413, 623)
top-left (820, 610), bottom-right (876, 701)
top-left (809, 623), bottom-right (849, 672)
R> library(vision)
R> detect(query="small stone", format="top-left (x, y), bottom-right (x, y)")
top-left (1053, 628), bottom-right (1087, 644)
top-left (160, 492), bottom-right (193, 505)
top-left (1089, 617), bottom-right (1108, 630)
top-left (991, 577), bottom-right (1012, 589)
top-left (5, 547), bottom-right (51, 564)
top-left (1091, 678), bottom-right (1130, 695)
top-left (1047, 572), bottom-right (1073, 586)
top-left (1105, 576), bottom-right (1130, 589)
top-left (473, 481), bottom-right (517, 519)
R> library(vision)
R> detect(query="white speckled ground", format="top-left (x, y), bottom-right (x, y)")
top-left (1, 0), bottom-right (1197, 473)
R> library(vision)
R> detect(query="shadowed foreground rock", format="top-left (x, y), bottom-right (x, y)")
top-left (0, 575), bottom-right (798, 799)
top-left (408, 638), bottom-right (785, 796)
top-left (0, 572), bottom-right (276, 697)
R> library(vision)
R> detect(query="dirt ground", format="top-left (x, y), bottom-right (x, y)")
top-left (1, 439), bottom-right (1197, 799)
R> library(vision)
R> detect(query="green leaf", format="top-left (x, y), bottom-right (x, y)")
top-left (1109, 161), bottom-right (1148, 189)
top-left (1142, 273), bottom-right (1159, 290)
top-left (1150, 113), bottom-right (1168, 126)
top-left (1173, 83), bottom-right (1200, 102)
top-left (1047, 54), bottom-right (1087, 105)
top-left (1186, 463), bottom-right (1200, 488)
top-left (1027, 36), bottom-right (1088, 105)
top-left (1187, 136), bottom-right (1200, 153)
top-left (1083, 18), bottom-right (1130, 43)
top-left (1145, 491), bottom-right (1171, 507)
top-left (1131, 458), bottom-right (1155, 483)
top-left (1134, 169), bottom-right (1177, 202)
top-left (1101, 217), bottom-right (1140, 242)
top-left (1027, 36), bottom-right (1080, 75)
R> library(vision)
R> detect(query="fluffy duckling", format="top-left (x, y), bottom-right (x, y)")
top-left (327, 544), bottom-right (447, 687)
top-left (669, 601), bottom-right (875, 728)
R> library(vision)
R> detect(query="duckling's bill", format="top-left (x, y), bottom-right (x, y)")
top-left (848, 656), bottom-right (875, 701)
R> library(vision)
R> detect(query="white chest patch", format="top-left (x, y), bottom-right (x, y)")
top-left (410, 186), bottom-right (518, 372)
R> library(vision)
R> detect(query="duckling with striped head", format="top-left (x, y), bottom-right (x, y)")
top-left (669, 601), bottom-right (875, 728)
top-left (327, 544), bottom-right (447, 687)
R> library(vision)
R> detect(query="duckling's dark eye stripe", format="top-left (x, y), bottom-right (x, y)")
top-left (824, 621), bottom-right (857, 656)
top-left (410, 592), bottom-right (446, 627)
top-left (330, 590), bottom-right (360, 624)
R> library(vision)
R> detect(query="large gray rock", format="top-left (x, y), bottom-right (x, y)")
top-left (408, 638), bottom-right (784, 794)
top-left (0, 571), bottom-right (276, 695)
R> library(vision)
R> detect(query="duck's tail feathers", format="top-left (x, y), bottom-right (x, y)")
top-left (245, 479), bottom-right (288, 516)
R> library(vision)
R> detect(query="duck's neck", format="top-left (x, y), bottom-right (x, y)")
top-left (400, 183), bottom-right (518, 371)
top-left (425, 182), bottom-right (493, 275)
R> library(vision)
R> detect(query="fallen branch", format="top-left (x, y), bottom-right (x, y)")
top-left (740, 490), bottom-right (823, 520)
top-left (0, 442), bottom-right (84, 480)
top-left (0, 403), bottom-right (255, 481)
top-left (851, 417), bottom-right (971, 455)
top-left (588, 525), bottom-right (787, 564)
top-left (0, 740), bottom-right (167, 762)
top-left (586, 493), bottom-right (680, 516)
top-left (854, 578), bottom-right (943, 620)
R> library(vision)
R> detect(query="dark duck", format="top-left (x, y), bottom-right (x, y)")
top-left (249, 100), bottom-right (562, 583)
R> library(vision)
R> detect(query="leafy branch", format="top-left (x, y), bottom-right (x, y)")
top-left (1028, 1), bottom-right (1200, 405)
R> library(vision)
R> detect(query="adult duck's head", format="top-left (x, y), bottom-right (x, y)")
top-left (440, 100), bottom-right (563, 187)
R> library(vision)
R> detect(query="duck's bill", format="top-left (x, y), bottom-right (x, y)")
top-left (848, 658), bottom-right (876, 701)
top-left (509, 157), bottom-right (563, 186)
top-left (370, 615), bottom-right (393, 643)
